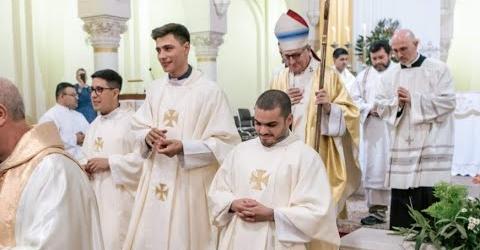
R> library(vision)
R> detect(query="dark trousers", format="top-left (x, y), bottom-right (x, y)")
top-left (389, 187), bottom-right (437, 230)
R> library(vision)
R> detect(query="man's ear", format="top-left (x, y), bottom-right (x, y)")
top-left (183, 41), bottom-right (190, 55)
top-left (286, 113), bottom-right (293, 127)
top-left (0, 104), bottom-right (8, 127)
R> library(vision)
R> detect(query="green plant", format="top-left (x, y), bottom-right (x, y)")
top-left (355, 18), bottom-right (400, 65)
top-left (393, 182), bottom-right (480, 250)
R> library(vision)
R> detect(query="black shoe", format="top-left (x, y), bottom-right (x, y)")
top-left (361, 215), bottom-right (385, 225)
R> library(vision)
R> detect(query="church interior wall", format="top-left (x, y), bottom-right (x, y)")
top-left (447, 0), bottom-right (480, 91)
top-left (0, 0), bottom-right (479, 122)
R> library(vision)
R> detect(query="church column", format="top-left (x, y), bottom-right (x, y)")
top-left (190, 31), bottom-right (225, 81)
top-left (307, 0), bottom-right (320, 51)
top-left (78, 0), bottom-right (130, 71)
top-left (183, 0), bottom-right (230, 81)
top-left (440, 0), bottom-right (456, 62)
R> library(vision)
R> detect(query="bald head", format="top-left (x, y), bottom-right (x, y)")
top-left (390, 29), bottom-right (419, 65)
top-left (0, 77), bottom-right (25, 121)
top-left (391, 29), bottom-right (417, 43)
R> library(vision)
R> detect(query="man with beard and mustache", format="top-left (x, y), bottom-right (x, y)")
top-left (350, 40), bottom-right (396, 225)
top-left (208, 90), bottom-right (339, 250)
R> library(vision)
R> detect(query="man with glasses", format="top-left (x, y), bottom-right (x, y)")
top-left (270, 9), bottom-right (360, 218)
top-left (39, 82), bottom-right (89, 160)
top-left (80, 69), bottom-right (143, 250)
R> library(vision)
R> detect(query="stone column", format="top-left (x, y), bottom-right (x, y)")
top-left (183, 0), bottom-right (230, 81)
top-left (78, 0), bottom-right (130, 71)
top-left (82, 16), bottom-right (128, 71)
top-left (307, 0), bottom-right (320, 51)
top-left (191, 31), bottom-right (225, 81)
top-left (440, 0), bottom-right (456, 62)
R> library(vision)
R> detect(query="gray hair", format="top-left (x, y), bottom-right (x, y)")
top-left (0, 77), bottom-right (25, 121)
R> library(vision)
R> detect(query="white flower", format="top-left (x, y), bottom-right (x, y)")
top-left (467, 217), bottom-right (480, 230)
top-left (461, 208), bottom-right (468, 213)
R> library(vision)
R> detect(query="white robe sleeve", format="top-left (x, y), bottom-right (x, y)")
top-left (208, 151), bottom-right (236, 227)
top-left (320, 103), bottom-right (346, 136)
top-left (275, 149), bottom-right (340, 247)
top-left (350, 73), bottom-right (373, 124)
top-left (178, 140), bottom-right (216, 169)
top-left (131, 91), bottom-right (155, 159)
top-left (108, 131), bottom-right (144, 193)
top-left (375, 76), bottom-right (402, 127)
top-left (274, 210), bottom-right (311, 243)
top-left (410, 65), bottom-right (456, 125)
top-left (14, 154), bottom-right (104, 250)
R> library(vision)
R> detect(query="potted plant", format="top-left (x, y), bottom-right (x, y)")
top-left (394, 182), bottom-right (480, 250)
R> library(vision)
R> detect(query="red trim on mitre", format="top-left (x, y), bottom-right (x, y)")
top-left (286, 10), bottom-right (308, 27)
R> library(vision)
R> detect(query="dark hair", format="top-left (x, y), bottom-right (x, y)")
top-left (332, 48), bottom-right (349, 59)
top-left (369, 40), bottom-right (391, 54)
top-left (151, 23), bottom-right (190, 44)
top-left (55, 82), bottom-right (76, 99)
top-left (255, 90), bottom-right (291, 118)
top-left (91, 69), bottom-right (123, 90)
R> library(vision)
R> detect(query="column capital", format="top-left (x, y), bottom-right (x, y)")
top-left (82, 15), bottom-right (128, 50)
top-left (191, 31), bottom-right (225, 62)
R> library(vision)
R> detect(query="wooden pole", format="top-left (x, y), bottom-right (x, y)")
top-left (314, 0), bottom-right (331, 150)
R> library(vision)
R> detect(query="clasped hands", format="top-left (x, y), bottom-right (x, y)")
top-left (145, 128), bottom-right (183, 157)
top-left (230, 198), bottom-right (274, 223)
top-left (83, 158), bottom-right (109, 180)
top-left (287, 87), bottom-right (331, 113)
top-left (397, 86), bottom-right (411, 108)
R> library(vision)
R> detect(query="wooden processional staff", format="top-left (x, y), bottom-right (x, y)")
top-left (314, 0), bottom-right (331, 150)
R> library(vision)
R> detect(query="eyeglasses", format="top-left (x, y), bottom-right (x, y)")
top-left (281, 47), bottom-right (308, 61)
top-left (91, 86), bottom-right (115, 95)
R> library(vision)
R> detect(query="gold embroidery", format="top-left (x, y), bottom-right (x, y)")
top-left (250, 169), bottom-right (269, 191)
top-left (163, 109), bottom-right (179, 127)
top-left (94, 137), bottom-right (104, 152)
top-left (155, 183), bottom-right (169, 201)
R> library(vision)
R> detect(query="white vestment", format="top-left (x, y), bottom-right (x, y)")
top-left (351, 64), bottom-right (395, 206)
top-left (38, 104), bottom-right (90, 160)
top-left (123, 70), bottom-right (241, 250)
top-left (375, 55), bottom-right (456, 189)
top-left (208, 135), bottom-right (340, 250)
top-left (12, 154), bottom-right (104, 250)
top-left (81, 108), bottom-right (143, 250)
top-left (332, 66), bottom-right (356, 92)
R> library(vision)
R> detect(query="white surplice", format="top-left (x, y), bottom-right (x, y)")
top-left (123, 69), bottom-right (241, 250)
top-left (14, 153), bottom-right (104, 250)
top-left (375, 55), bottom-right (456, 189)
top-left (81, 107), bottom-right (143, 250)
top-left (38, 104), bottom-right (90, 160)
top-left (208, 135), bottom-right (340, 250)
top-left (332, 66), bottom-right (356, 92)
top-left (351, 64), bottom-right (395, 207)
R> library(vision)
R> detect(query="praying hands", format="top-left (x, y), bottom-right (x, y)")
top-left (230, 198), bottom-right (274, 222)
top-left (397, 86), bottom-right (411, 107)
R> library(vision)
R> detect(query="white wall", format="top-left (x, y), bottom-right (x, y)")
top-left (353, 0), bottom-right (441, 70)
